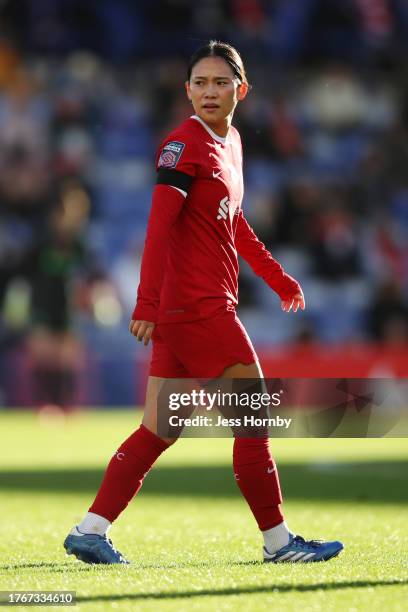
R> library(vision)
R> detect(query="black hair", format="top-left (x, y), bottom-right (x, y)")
top-left (187, 40), bottom-right (248, 85)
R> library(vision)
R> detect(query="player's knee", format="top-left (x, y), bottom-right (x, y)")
top-left (141, 419), bottom-right (179, 446)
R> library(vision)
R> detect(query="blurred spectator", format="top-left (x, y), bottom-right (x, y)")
top-left (302, 65), bottom-right (369, 129)
top-left (367, 279), bottom-right (408, 344)
top-left (310, 188), bottom-right (362, 279)
top-left (270, 94), bottom-right (304, 159)
top-left (272, 177), bottom-right (322, 248)
top-left (25, 181), bottom-right (91, 410)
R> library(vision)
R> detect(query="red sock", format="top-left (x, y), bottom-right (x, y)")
top-left (89, 424), bottom-right (170, 522)
top-left (233, 437), bottom-right (283, 531)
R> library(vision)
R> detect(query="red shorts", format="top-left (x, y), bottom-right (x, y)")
top-left (149, 310), bottom-right (258, 378)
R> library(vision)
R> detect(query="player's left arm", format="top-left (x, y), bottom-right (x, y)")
top-left (235, 211), bottom-right (305, 313)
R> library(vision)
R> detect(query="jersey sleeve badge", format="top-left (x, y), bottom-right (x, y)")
top-left (158, 141), bottom-right (185, 169)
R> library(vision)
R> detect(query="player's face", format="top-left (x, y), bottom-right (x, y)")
top-left (186, 56), bottom-right (248, 137)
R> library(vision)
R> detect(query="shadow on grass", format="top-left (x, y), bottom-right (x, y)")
top-left (0, 562), bottom-right (70, 570)
top-left (0, 562), bottom-right (94, 573)
top-left (0, 560), bottom-right (263, 573)
top-left (0, 462), bottom-right (407, 504)
top-left (75, 580), bottom-right (407, 603)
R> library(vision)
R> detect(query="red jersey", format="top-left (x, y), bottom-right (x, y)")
top-left (133, 115), bottom-right (299, 324)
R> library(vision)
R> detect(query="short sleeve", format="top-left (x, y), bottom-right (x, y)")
top-left (156, 132), bottom-right (200, 177)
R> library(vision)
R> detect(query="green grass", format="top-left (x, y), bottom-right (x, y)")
top-left (0, 410), bottom-right (407, 611)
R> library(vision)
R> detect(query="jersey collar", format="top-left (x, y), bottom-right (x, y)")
top-left (191, 115), bottom-right (227, 144)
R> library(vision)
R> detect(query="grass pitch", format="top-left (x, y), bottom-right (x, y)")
top-left (0, 410), bottom-right (407, 611)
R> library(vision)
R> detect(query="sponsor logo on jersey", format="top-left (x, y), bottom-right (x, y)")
top-left (158, 141), bottom-right (185, 169)
top-left (217, 196), bottom-right (229, 220)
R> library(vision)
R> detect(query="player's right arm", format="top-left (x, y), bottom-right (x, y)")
top-left (129, 184), bottom-right (185, 344)
top-left (130, 134), bottom-right (198, 344)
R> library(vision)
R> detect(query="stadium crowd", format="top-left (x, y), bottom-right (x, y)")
top-left (0, 0), bottom-right (407, 406)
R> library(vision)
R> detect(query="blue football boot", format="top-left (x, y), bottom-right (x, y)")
top-left (64, 530), bottom-right (130, 564)
top-left (264, 533), bottom-right (343, 563)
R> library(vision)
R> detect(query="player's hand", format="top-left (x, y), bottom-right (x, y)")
top-left (281, 290), bottom-right (305, 313)
top-left (129, 319), bottom-right (155, 346)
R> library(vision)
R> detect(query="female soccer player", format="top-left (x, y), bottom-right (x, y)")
top-left (64, 41), bottom-right (343, 564)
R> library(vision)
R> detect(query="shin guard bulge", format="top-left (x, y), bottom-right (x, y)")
top-left (89, 425), bottom-right (170, 522)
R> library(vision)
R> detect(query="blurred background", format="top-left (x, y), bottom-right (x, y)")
top-left (0, 0), bottom-right (407, 410)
